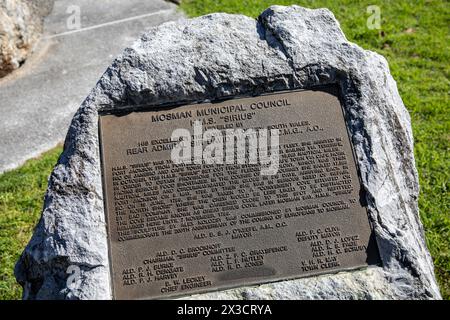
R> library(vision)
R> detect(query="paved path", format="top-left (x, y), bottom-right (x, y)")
top-left (0, 0), bottom-right (184, 173)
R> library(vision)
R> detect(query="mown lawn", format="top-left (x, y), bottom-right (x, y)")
top-left (0, 0), bottom-right (448, 299)
top-left (0, 147), bottom-right (62, 299)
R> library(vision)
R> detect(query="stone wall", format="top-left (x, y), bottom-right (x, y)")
top-left (0, 0), bottom-right (54, 77)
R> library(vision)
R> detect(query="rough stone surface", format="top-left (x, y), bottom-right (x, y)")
top-left (15, 5), bottom-right (441, 299)
top-left (0, 0), bottom-right (54, 77)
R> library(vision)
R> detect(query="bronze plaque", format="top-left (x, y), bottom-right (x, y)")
top-left (99, 87), bottom-right (380, 300)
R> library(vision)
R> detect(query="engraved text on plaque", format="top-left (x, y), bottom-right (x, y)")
top-left (99, 87), bottom-right (380, 299)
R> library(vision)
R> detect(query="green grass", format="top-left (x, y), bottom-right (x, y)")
top-left (182, 0), bottom-right (450, 300)
top-left (0, 0), bottom-right (448, 300)
top-left (0, 147), bottom-right (62, 299)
